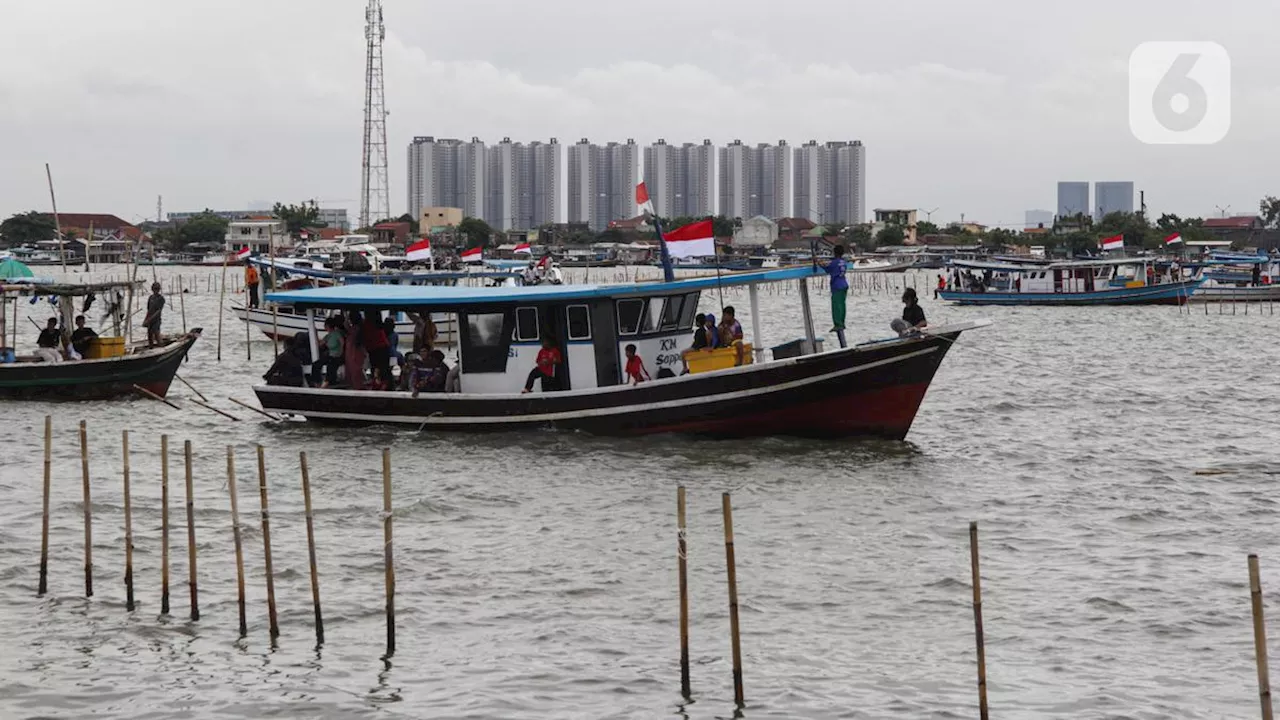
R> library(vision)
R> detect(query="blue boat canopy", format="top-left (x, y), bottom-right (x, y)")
top-left (267, 265), bottom-right (823, 310)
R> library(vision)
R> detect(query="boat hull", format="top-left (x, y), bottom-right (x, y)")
top-left (0, 331), bottom-right (200, 400)
top-left (1191, 284), bottom-right (1280, 302)
top-left (939, 280), bottom-right (1202, 306)
top-left (253, 326), bottom-right (975, 440)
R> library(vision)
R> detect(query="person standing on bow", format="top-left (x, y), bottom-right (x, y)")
top-left (245, 260), bottom-right (260, 308)
top-left (822, 245), bottom-right (849, 348)
top-left (143, 282), bottom-right (165, 347)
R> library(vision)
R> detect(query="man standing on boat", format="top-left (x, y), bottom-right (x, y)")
top-left (822, 245), bottom-right (849, 348)
top-left (245, 260), bottom-right (260, 308)
top-left (143, 282), bottom-right (165, 347)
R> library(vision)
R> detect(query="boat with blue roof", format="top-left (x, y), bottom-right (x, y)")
top-left (251, 265), bottom-right (987, 439)
top-left (938, 257), bottom-right (1203, 306)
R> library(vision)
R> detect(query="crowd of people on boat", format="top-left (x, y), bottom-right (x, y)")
top-left (263, 309), bottom-right (460, 396)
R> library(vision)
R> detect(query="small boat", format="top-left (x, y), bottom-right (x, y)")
top-left (0, 280), bottom-right (201, 400)
top-left (1189, 255), bottom-right (1280, 301)
top-left (252, 267), bottom-right (988, 439)
top-left (939, 258), bottom-right (1203, 306)
top-left (748, 254), bottom-right (782, 269)
top-left (849, 257), bottom-right (915, 273)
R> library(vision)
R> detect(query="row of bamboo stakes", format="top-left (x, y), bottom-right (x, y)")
top-left (32, 420), bottom-right (1277, 715)
top-left (36, 417), bottom-right (394, 654)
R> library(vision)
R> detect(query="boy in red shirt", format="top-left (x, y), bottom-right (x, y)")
top-left (522, 337), bottom-right (562, 393)
top-left (624, 344), bottom-right (650, 385)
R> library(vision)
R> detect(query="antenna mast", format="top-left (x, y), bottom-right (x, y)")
top-left (359, 0), bottom-right (390, 229)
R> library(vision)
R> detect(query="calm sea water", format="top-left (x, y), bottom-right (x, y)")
top-left (1, 265), bottom-right (1279, 719)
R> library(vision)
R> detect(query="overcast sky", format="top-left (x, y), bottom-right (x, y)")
top-left (1, 0), bottom-right (1277, 227)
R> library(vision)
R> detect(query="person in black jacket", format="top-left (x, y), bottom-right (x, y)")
top-left (890, 288), bottom-right (928, 337)
top-left (263, 336), bottom-right (306, 386)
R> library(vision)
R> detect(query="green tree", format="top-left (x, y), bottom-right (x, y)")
top-left (457, 217), bottom-right (494, 249)
top-left (1096, 211), bottom-right (1152, 248)
top-left (875, 225), bottom-right (904, 246)
top-left (983, 228), bottom-right (1019, 249)
top-left (843, 225), bottom-right (875, 252)
top-left (1260, 196), bottom-right (1280, 229)
top-left (711, 215), bottom-right (735, 238)
top-left (175, 212), bottom-right (229, 249)
top-left (822, 222), bottom-right (846, 237)
top-left (915, 220), bottom-right (940, 236)
top-left (0, 211), bottom-right (57, 247)
top-left (375, 213), bottom-right (420, 235)
top-left (150, 226), bottom-right (180, 249)
top-left (272, 200), bottom-right (326, 237)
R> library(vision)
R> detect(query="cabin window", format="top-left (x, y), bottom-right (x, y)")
top-left (567, 305), bottom-right (591, 340)
top-left (660, 295), bottom-right (683, 330)
top-left (467, 313), bottom-right (506, 348)
top-left (514, 307), bottom-right (539, 342)
top-left (617, 299), bottom-right (644, 335)
top-left (640, 298), bottom-right (664, 333)
top-left (680, 292), bottom-right (700, 327)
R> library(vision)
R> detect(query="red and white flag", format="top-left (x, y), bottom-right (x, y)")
top-left (461, 247), bottom-right (483, 263)
top-left (406, 237), bottom-right (432, 262)
top-left (513, 242), bottom-right (532, 255)
top-left (663, 219), bottom-right (716, 259)
top-left (1099, 234), bottom-right (1124, 251)
top-left (235, 246), bottom-right (252, 260)
top-left (1164, 232), bottom-right (1183, 246)
top-left (636, 182), bottom-right (654, 214)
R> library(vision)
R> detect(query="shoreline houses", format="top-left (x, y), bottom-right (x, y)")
top-left (30, 213), bottom-right (143, 264)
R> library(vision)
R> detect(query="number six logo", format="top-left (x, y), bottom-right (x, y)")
top-left (1129, 42), bottom-right (1231, 145)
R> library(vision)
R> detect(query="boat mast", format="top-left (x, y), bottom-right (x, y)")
top-left (45, 164), bottom-right (66, 273)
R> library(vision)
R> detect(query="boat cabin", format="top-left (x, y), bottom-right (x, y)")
top-left (265, 267), bottom-right (829, 394)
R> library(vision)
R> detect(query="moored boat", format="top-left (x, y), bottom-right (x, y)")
top-left (939, 258), bottom-right (1203, 306)
top-left (252, 266), bottom-right (988, 440)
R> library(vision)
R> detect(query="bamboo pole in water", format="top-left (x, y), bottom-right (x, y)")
top-left (299, 452), bottom-right (324, 645)
top-left (38, 416), bottom-right (51, 596)
top-left (382, 447), bottom-right (396, 656)
top-left (178, 275), bottom-right (187, 332)
top-left (79, 420), bottom-right (93, 598)
top-left (722, 492), bottom-right (744, 707)
top-left (970, 521), bottom-right (990, 720)
top-left (183, 440), bottom-right (199, 621)
top-left (257, 445), bottom-right (279, 639)
top-left (1250, 554), bottom-right (1274, 720)
top-left (677, 486), bottom-right (691, 698)
top-left (122, 430), bottom-right (135, 611)
top-left (217, 249), bottom-right (229, 362)
top-left (160, 434), bottom-right (170, 615)
top-left (226, 446), bottom-right (247, 637)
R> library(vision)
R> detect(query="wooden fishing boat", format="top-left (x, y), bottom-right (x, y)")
top-left (0, 280), bottom-right (201, 400)
top-left (939, 258), bottom-right (1203, 306)
top-left (1189, 255), bottom-right (1280, 302)
top-left (252, 266), bottom-right (988, 440)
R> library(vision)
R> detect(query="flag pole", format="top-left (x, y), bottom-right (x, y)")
top-left (712, 222), bottom-right (726, 311)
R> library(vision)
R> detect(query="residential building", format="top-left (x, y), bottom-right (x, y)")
top-left (224, 219), bottom-right (289, 253)
top-left (420, 206), bottom-right (463, 231)
top-left (169, 208), bottom-right (350, 232)
top-left (794, 140), bottom-right (865, 225)
top-left (1025, 209), bottom-right (1054, 229)
top-left (530, 139), bottom-right (562, 227)
top-left (758, 140), bottom-right (792, 220)
top-left (642, 138), bottom-right (717, 218)
top-left (873, 208), bottom-right (919, 245)
top-left (719, 140), bottom-right (752, 221)
top-left (406, 136), bottom-right (485, 221)
top-left (567, 138), bottom-right (639, 231)
top-left (1056, 181), bottom-right (1090, 220)
top-left (1094, 181), bottom-right (1135, 221)
top-left (484, 137), bottom-right (562, 231)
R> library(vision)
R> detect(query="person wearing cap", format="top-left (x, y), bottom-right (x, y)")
top-left (143, 281), bottom-right (165, 346)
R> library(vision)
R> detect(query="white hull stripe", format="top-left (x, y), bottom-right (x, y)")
top-left (261, 347), bottom-right (940, 425)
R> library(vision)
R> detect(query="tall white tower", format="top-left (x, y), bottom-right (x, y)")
top-left (359, 0), bottom-right (390, 229)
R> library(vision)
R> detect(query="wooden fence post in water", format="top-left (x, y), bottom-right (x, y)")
top-left (79, 420), bottom-right (93, 598)
top-left (970, 521), bottom-right (990, 720)
top-left (160, 434), bottom-right (170, 615)
top-left (226, 446), bottom-right (248, 637)
top-left (382, 447), bottom-right (396, 656)
top-left (677, 486), bottom-right (691, 698)
top-left (38, 415), bottom-right (51, 596)
top-left (1249, 554), bottom-right (1274, 720)
top-left (299, 451), bottom-right (324, 646)
top-left (257, 445), bottom-right (279, 639)
top-left (122, 430), bottom-right (135, 611)
top-left (183, 440), bottom-right (199, 621)
top-left (722, 492), bottom-right (744, 708)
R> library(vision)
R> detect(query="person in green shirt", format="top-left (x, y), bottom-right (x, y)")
top-left (317, 316), bottom-right (344, 387)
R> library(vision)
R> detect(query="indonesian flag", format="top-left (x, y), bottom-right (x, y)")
top-left (513, 242), bottom-right (532, 255)
top-left (406, 237), bottom-right (432, 262)
top-left (1099, 234), bottom-right (1124, 251)
top-left (663, 219), bottom-right (716, 259)
top-left (1164, 232), bottom-right (1183, 246)
top-left (235, 246), bottom-right (252, 260)
top-left (461, 247), bottom-right (483, 263)
top-left (536, 254), bottom-right (552, 270)
top-left (636, 182), bottom-right (654, 214)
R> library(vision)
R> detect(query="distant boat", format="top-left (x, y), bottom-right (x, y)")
top-left (939, 258), bottom-right (1203, 306)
